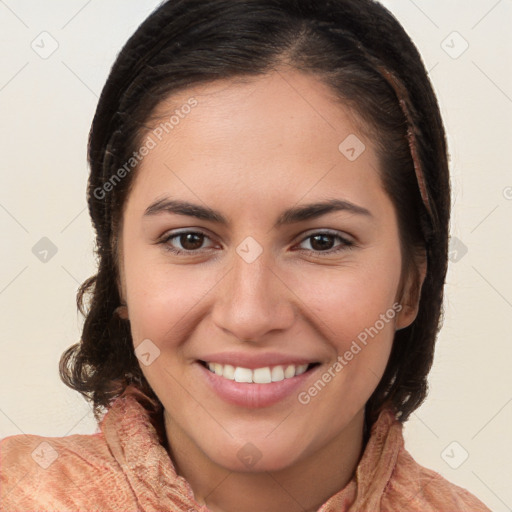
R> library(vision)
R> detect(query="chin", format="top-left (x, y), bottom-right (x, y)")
top-left (218, 451), bottom-right (298, 473)
top-left (200, 436), bottom-right (303, 473)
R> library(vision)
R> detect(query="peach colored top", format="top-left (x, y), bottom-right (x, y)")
top-left (1, 388), bottom-right (490, 512)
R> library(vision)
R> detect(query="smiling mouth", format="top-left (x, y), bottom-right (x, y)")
top-left (198, 360), bottom-right (321, 384)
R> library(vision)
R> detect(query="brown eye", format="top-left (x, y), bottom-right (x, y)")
top-left (161, 230), bottom-right (215, 254)
top-left (297, 232), bottom-right (354, 255)
top-left (309, 234), bottom-right (336, 251)
top-left (178, 232), bottom-right (205, 251)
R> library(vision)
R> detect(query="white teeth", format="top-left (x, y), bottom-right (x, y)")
top-left (204, 362), bottom-right (312, 383)
top-left (271, 366), bottom-right (285, 382)
top-left (223, 364), bottom-right (235, 380)
top-left (295, 364), bottom-right (308, 376)
top-left (253, 367), bottom-right (272, 384)
top-left (213, 363), bottom-right (223, 376)
top-left (284, 365), bottom-right (295, 379)
top-left (234, 367), bottom-right (253, 383)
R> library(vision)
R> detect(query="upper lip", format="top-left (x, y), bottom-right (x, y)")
top-left (197, 351), bottom-right (320, 369)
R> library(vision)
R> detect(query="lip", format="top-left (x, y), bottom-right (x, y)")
top-left (196, 360), bottom-right (321, 409)
top-left (197, 351), bottom-right (319, 369)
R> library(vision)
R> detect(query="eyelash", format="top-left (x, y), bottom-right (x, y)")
top-left (158, 230), bottom-right (355, 256)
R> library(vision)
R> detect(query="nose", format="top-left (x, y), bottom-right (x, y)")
top-left (211, 248), bottom-right (296, 342)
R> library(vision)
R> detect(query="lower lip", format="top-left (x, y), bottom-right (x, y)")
top-left (196, 362), bottom-right (319, 409)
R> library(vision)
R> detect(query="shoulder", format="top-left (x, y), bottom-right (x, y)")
top-left (0, 431), bottom-right (136, 511)
top-left (382, 446), bottom-right (491, 511)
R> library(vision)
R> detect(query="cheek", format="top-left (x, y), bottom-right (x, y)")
top-left (122, 215), bottom-right (223, 342)
top-left (295, 253), bottom-right (402, 347)
top-left (126, 265), bottom-right (208, 344)
top-left (290, 263), bottom-right (401, 420)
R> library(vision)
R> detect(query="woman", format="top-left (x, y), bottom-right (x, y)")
top-left (0, 0), bottom-right (491, 510)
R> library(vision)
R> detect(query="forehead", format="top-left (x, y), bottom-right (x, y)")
top-left (129, 68), bottom-right (387, 217)
top-left (145, 68), bottom-right (370, 149)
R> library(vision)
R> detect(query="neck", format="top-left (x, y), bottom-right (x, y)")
top-left (164, 409), bottom-right (366, 512)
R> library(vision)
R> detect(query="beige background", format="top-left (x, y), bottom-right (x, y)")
top-left (0, 1), bottom-right (511, 510)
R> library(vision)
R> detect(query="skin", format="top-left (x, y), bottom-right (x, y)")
top-left (117, 67), bottom-right (426, 512)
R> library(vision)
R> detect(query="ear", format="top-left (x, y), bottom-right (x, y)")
top-left (395, 251), bottom-right (427, 331)
top-left (115, 263), bottom-right (129, 321)
top-left (114, 228), bottom-right (130, 321)
top-left (115, 303), bottom-right (129, 320)
top-left (116, 267), bottom-right (128, 319)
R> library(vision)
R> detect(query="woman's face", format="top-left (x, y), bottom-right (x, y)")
top-left (119, 68), bottom-right (421, 472)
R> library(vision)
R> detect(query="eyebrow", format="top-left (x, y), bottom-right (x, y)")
top-left (144, 197), bottom-right (373, 228)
